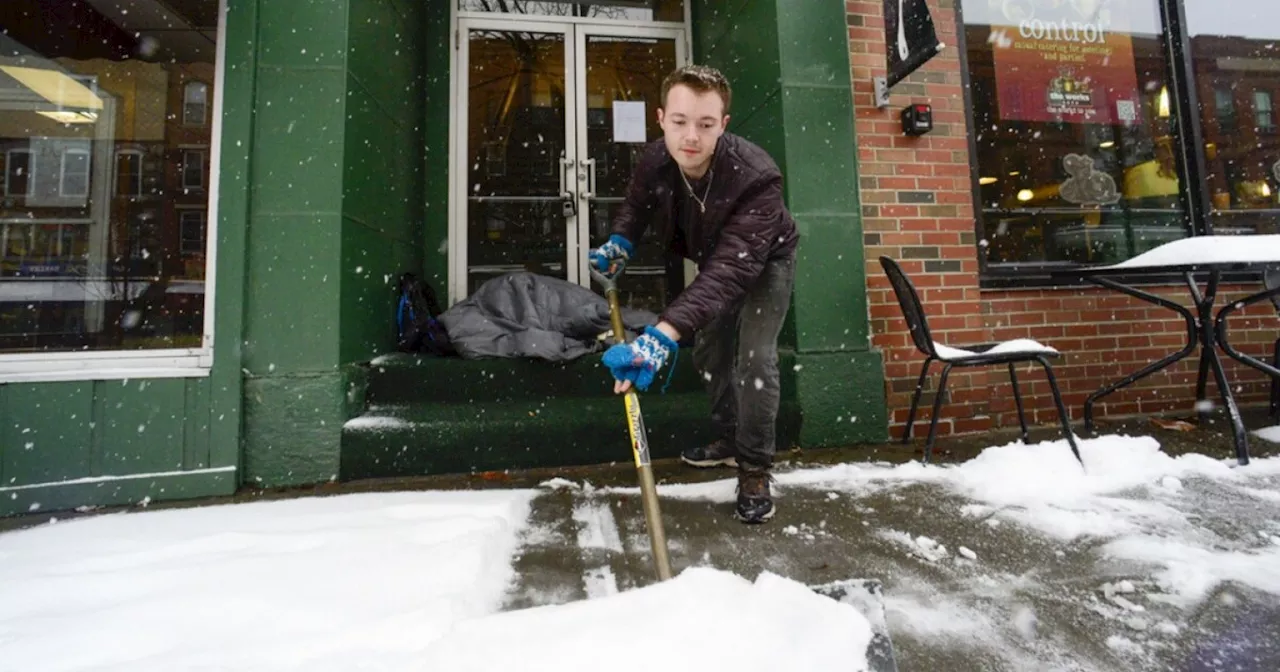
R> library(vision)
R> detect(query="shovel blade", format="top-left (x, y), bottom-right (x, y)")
top-left (809, 578), bottom-right (899, 672)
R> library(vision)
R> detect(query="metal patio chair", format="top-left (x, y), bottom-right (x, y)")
top-left (879, 256), bottom-right (1084, 466)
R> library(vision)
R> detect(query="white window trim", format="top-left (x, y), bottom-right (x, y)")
top-left (1255, 90), bottom-right (1274, 130)
top-left (59, 147), bottom-right (91, 198)
top-left (0, 0), bottom-right (226, 384)
top-left (184, 80), bottom-right (209, 126)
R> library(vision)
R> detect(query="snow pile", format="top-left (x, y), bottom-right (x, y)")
top-left (1256, 424), bottom-right (1280, 443)
top-left (824, 435), bottom-right (1280, 607)
top-left (631, 433), bottom-right (1280, 611)
top-left (0, 491), bottom-right (535, 671)
top-left (420, 566), bottom-right (874, 672)
top-left (0, 488), bottom-right (875, 672)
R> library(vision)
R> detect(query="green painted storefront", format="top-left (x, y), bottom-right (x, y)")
top-left (0, 0), bottom-right (885, 518)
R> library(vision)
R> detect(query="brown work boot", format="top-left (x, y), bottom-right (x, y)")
top-left (680, 438), bottom-right (738, 468)
top-left (734, 466), bottom-right (775, 524)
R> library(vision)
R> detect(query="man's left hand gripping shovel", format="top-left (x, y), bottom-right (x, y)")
top-left (590, 266), bottom-right (673, 582)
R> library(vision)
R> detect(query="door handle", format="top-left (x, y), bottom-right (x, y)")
top-left (579, 158), bottom-right (596, 199)
top-left (559, 157), bottom-right (573, 199)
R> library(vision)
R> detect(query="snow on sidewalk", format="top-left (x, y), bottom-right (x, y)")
top-left (0, 488), bottom-right (875, 672)
top-left (3, 432), bottom-right (1280, 671)
top-left (611, 433), bottom-right (1280, 607)
top-left (0, 490), bottom-right (536, 671)
top-left (420, 567), bottom-right (873, 671)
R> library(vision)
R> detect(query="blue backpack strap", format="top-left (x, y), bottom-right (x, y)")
top-left (396, 293), bottom-right (414, 335)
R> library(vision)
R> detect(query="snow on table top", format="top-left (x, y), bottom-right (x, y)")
top-left (1093, 234), bottom-right (1280, 270)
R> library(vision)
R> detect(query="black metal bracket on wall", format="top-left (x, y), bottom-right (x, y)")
top-left (874, 77), bottom-right (891, 109)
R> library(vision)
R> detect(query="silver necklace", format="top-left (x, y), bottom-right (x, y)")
top-left (680, 167), bottom-right (713, 213)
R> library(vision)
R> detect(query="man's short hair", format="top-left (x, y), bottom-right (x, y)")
top-left (660, 64), bottom-right (732, 114)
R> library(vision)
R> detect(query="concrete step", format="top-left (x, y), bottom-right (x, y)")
top-left (361, 349), bottom-right (798, 406)
top-left (339, 391), bottom-right (803, 481)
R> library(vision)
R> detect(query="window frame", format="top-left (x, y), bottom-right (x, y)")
top-left (178, 209), bottom-right (207, 256)
top-left (4, 148), bottom-right (34, 197)
top-left (115, 148), bottom-right (144, 197)
top-left (1253, 89), bottom-right (1274, 131)
top-left (183, 80), bottom-right (209, 126)
top-left (181, 148), bottom-right (206, 191)
top-left (58, 146), bottom-right (91, 198)
top-left (0, 0), bottom-right (227, 383)
top-left (958, 0), bottom-right (1262, 288)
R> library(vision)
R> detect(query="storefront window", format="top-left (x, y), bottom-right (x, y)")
top-left (962, 0), bottom-right (1188, 271)
top-left (457, 0), bottom-right (684, 23)
top-left (0, 0), bottom-right (219, 353)
top-left (1186, 0), bottom-right (1280, 235)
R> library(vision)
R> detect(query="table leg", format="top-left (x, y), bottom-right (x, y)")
top-left (1190, 271), bottom-right (1220, 425)
top-left (1204, 344), bottom-right (1250, 465)
top-left (1082, 277), bottom-right (1199, 433)
top-left (1187, 271), bottom-right (1250, 465)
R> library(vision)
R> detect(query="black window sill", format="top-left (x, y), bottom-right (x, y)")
top-left (980, 267), bottom-right (1268, 291)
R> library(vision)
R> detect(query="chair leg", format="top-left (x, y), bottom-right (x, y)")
top-left (1008, 363), bottom-right (1029, 444)
top-left (1037, 356), bottom-right (1084, 468)
top-left (1271, 337), bottom-right (1279, 423)
top-left (923, 363), bottom-right (953, 464)
top-left (903, 358), bottom-right (934, 443)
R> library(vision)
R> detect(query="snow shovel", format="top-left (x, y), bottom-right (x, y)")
top-left (589, 267), bottom-right (673, 582)
top-left (811, 579), bottom-right (900, 672)
top-left (589, 270), bottom-right (897, 670)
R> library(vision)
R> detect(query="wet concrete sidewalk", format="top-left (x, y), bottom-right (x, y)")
top-left (4, 408), bottom-right (1280, 671)
top-left (473, 409), bottom-right (1280, 672)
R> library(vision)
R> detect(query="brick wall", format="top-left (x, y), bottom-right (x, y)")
top-left (847, 0), bottom-right (1279, 441)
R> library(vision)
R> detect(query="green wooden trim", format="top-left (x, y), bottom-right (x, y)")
top-left (0, 468), bottom-right (237, 518)
top-left (422, 1), bottom-right (451, 288)
top-left (209, 0), bottom-right (259, 478)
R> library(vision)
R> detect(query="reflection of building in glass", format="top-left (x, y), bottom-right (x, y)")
top-left (0, 0), bottom-right (214, 352)
top-left (964, 19), bottom-right (1191, 269)
top-left (1192, 34), bottom-right (1280, 223)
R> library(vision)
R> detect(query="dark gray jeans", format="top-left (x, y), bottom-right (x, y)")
top-left (691, 255), bottom-right (795, 469)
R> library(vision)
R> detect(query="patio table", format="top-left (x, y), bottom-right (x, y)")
top-left (1050, 234), bottom-right (1280, 465)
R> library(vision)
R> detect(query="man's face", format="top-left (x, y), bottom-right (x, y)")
top-left (657, 84), bottom-right (729, 176)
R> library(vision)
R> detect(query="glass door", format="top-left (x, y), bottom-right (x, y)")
top-left (454, 19), bottom-right (579, 298)
top-left (452, 19), bottom-right (686, 306)
top-left (574, 26), bottom-right (684, 313)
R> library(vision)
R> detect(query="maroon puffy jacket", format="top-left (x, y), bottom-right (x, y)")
top-left (610, 132), bottom-right (799, 339)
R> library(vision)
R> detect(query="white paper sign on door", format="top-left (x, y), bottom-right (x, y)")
top-left (612, 101), bottom-right (647, 143)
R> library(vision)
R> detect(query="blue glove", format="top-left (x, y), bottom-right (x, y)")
top-left (588, 234), bottom-right (634, 278)
top-left (602, 325), bottom-right (679, 392)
